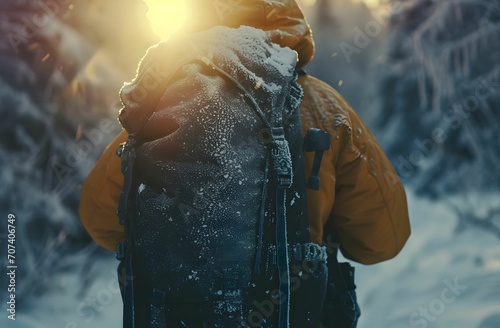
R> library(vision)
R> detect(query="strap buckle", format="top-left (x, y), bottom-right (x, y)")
top-left (115, 241), bottom-right (126, 261)
top-left (267, 243), bottom-right (328, 265)
top-left (303, 243), bottom-right (327, 262)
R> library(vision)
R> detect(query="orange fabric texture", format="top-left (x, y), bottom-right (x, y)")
top-left (79, 0), bottom-right (410, 264)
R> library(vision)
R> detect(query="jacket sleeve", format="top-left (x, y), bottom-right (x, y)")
top-left (327, 90), bottom-right (411, 265)
top-left (79, 130), bottom-right (128, 252)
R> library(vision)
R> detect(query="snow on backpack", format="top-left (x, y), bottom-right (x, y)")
top-left (115, 26), bottom-right (335, 328)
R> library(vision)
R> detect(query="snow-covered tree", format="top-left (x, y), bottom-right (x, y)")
top-left (0, 0), bottom-right (157, 302)
top-left (371, 0), bottom-right (500, 230)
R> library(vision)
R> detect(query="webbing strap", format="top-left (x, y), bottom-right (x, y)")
top-left (269, 76), bottom-right (293, 328)
top-left (254, 153), bottom-right (270, 275)
top-left (276, 188), bottom-right (290, 328)
top-left (117, 138), bottom-right (137, 328)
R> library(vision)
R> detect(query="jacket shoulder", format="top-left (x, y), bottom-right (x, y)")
top-left (298, 74), bottom-right (353, 135)
top-left (298, 73), bottom-right (411, 265)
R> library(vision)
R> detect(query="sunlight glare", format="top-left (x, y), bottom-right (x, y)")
top-left (143, 0), bottom-right (187, 40)
top-left (356, 0), bottom-right (380, 8)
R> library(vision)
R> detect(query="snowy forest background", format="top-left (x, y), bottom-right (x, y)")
top-left (1, 0), bottom-right (499, 327)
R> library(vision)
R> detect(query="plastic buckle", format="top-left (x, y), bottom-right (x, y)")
top-left (303, 243), bottom-right (327, 262)
top-left (115, 241), bottom-right (125, 261)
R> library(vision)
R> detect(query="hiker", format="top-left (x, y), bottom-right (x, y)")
top-left (79, 1), bottom-right (410, 327)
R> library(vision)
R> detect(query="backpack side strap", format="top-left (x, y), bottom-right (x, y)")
top-left (267, 243), bottom-right (327, 265)
top-left (116, 138), bottom-right (138, 328)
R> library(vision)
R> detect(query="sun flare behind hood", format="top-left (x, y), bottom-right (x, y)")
top-left (144, 0), bottom-right (188, 39)
top-left (181, 0), bottom-right (315, 67)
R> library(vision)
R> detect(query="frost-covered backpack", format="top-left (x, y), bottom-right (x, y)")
top-left (115, 26), bottom-right (331, 328)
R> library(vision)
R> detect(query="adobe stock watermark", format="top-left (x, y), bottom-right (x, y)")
top-left (238, 238), bottom-right (338, 328)
top-left (339, 2), bottom-right (403, 63)
top-left (237, 259), bottom-right (322, 328)
top-left (64, 268), bottom-right (133, 328)
top-left (382, 74), bottom-right (500, 188)
top-left (7, 0), bottom-right (72, 54)
top-left (408, 277), bottom-right (467, 328)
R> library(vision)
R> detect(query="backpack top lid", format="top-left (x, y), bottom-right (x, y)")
top-left (118, 25), bottom-right (303, 137)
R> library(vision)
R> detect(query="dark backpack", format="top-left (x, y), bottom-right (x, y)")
top-left (115, 26), bottom-right (357, 328)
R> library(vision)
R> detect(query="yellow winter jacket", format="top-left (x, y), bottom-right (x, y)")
top-left (79, 0), bottom-right (410, 265)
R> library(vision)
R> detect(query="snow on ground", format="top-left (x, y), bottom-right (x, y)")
top-left (1, 253), bottom-right (123, 328)
top-left (2, 189), bottom-right (499, 328)
top-left (352, 190), bottom-right (500, 328)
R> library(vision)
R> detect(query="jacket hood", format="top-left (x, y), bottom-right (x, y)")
top-left (183, 0), bottom-right (315, 67)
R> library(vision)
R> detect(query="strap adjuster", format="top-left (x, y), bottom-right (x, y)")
top-left (115, 241), bottom-right (125, 261)
top-left (304, 243), bottom-right (327, 262)
top-left (267, 243), bottom-right (328, 265)
top-left (271, 127), bottom-right (293, 189)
